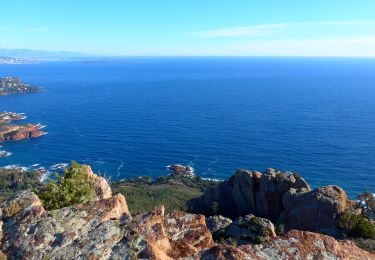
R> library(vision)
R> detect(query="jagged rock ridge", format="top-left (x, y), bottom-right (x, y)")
top-left (0, 166), bottom-right (373, 259)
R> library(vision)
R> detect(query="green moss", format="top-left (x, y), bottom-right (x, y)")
top-left (112, 173), bottom-right (217, 214)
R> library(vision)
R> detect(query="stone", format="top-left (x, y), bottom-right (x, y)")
top-left (0, 189), bottom-right (44, 220)
top-left (249, 229), bottom-right (375, 259)
top-left (198, 244), bottom-right (250, 260)
top-left (283, 185), bottom-right (348, 232)
top-left (226, 214), bottom-right (276, 244)
top-left (206, 215), bottom-right (232, 234)
top-left (165, 210), bottom-right (214, 258)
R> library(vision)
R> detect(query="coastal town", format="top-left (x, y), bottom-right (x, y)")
top-left (0, 77), bottom-right (42, 95)
top-left (0, 56), bottom-right (33, 65)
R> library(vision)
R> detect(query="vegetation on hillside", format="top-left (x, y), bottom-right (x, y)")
top-left (112, 173), bottom-right (218, 213)
top-left (38, 161), bottom-right (96, 210)
top-left (0, 168), bottom-right (43, 200)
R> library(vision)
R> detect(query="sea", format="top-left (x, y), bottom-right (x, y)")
top-left (0, 57), bottom-right (374, 197)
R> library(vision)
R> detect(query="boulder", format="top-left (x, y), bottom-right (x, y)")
top-left (206, 215), bottom-right (232, 235)
top-left (226, 214), bottom-right (276, 244)
top-left (0, 189), bottom-right (44, 220)
top-left (111, 206), bottom-right (172, 260)
top-left (283, 185), bottom-right (348, 233)
top-left (165, 210), bottom-right (214, 258)
top-left (112, 207), bottom-right (214, 259)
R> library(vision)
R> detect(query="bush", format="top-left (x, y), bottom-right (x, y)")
top-left (354, 238), bottom-right (375, 253)
top-left (338, 210), bottom-right (375, 239)
top-left (38, 161), bottom-right (96, 210)
top-left (0, 169), bottom-right (43, 200)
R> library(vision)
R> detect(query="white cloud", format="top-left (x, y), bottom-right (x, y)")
top-left (191, 20), bottom-right (375, 38)
top-left (27, 26), bottom-right (49, 32)
top-left (198, 35), bottom-right (375, 56)
top-left (190, 24), bottom-right (287, 38)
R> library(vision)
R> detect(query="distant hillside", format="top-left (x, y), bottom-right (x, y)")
top-left (0, 49), bottom-right (93, 60)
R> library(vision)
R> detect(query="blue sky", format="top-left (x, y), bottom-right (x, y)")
top-left (1, 0), bottom-right (375, 56)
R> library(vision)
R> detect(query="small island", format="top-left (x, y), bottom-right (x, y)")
top-left (0, 77), bottom-right (43, 96)
top-left (0, 112), bottom-right (45, 142)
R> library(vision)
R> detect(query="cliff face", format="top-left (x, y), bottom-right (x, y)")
top-left (188, 168), bottom-right (351, 235)
top-left (0, 167), bottom-right (373, 259)
top-left (188, 169), bottom-right (311, 220)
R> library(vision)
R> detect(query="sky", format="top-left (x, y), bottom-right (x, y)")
top-left (1, 0), bottom-right (375, 56)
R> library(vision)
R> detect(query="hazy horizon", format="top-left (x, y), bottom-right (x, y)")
top-left (1, 1), bottom-right (375, 57)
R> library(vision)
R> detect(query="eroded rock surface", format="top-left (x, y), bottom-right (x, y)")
top-left (194, 230), bottom-right (375, 260)
top-left (188, 168), bottom-right (311, 220)
top-left (0, 169), bottom-right (373, 259)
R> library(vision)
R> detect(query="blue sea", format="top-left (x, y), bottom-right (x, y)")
top-left (0, 57), bottom-right (374, 197)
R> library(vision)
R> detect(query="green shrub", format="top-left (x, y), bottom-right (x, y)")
top-left (0, 169), bottom-right (43, 200)
top-left (338, 210), bottom-right (375, 239)
top-left (38, 161), bottom-right (96, 210)
top-left (112, 182), bottom-right (202, 213)
top-left (354, 238), bottom-right (375, 253)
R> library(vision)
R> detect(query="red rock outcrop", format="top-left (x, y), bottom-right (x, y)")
top-left (0, 169), bottom-right (373, 259)
top-left (83, 165), bottom-right (112, 200)
top-left (0, 123), bottom-right (45, 142)
top-left (188, 168), bottom-right (311, 220)
top-left (165, 210), bottom-right (214, 258)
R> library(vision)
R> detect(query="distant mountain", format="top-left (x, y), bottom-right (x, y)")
top-left (0, 49), bottom-right (93, 60)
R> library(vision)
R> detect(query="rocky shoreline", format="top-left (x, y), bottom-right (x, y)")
top-left (0, 165), bottom-right (373, 259)
top-left (0, 113), bottom-right (45, 142)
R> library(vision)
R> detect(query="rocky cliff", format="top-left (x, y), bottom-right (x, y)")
top-left (188, 168), bottom-right (352, 235)
top-left (0, 167), bottom-right (373, 259)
